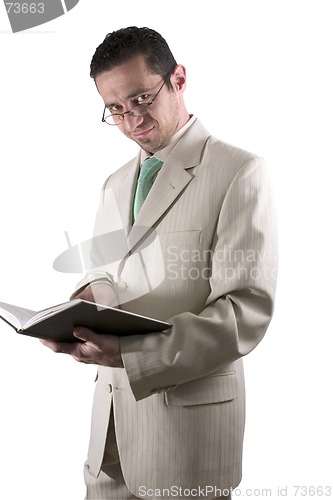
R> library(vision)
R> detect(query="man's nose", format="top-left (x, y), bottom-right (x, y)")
top-left (123, 113), bottom-right (146, 130)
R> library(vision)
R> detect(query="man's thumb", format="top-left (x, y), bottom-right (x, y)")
top-left (73, 326), bottom-right (96, 342)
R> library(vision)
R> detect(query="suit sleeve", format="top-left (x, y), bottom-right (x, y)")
top-left (70, 176), bottom-right (120, 299)
top-left (119, 157), bottom-right (278, 401)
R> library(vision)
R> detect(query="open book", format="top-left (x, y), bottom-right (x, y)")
top-left (0, 299), bottom-right (171, 342)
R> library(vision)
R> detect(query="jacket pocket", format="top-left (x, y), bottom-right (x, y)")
top-left (164, 372), bottom-right (237, 407)
top-left (160, 229), bottom-right (202, 246)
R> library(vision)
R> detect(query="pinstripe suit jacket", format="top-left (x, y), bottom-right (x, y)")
top-left (79, 117), bottom-right (278, 497)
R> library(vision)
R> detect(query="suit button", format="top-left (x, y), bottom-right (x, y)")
top-left (105, 384), bottom-right (112, 393)
top-left (118, 281), bottom-right (127, 292)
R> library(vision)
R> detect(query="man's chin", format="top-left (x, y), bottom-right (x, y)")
top-left (132, 136), bottom-right (157, 152)
top-left (129, 131), bottom-right (166, 153)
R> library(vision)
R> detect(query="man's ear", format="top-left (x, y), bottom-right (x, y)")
top-left (170, 64), bottom-right (187, 94)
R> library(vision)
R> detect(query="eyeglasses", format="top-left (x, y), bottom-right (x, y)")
top-left (102, 80), bottom-right (166, 126)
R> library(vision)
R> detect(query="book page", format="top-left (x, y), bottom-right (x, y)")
top-left (0, 302), bottom-right (37, 330)
top-left (24, 300), bottom-right (78, 329)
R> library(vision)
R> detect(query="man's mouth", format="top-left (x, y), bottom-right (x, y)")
top-left (131, 126), bottom-right (154, 138)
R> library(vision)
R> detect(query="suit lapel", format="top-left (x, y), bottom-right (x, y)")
top-left (122, 119), bottom-right (210, 254)
top-left (133, 158), bottom-right (193, 229)
top-left (113, 155), bottom-right (140, 235)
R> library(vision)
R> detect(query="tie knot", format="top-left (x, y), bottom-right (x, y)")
top-left (140, 157), bottom-right (164, 181)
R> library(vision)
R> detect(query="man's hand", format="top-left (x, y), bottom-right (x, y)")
top-left (40, 327), bottom-right (124, 367)
top-left (40, 281), bottom-right (123, 366)
top-left (77, 282), bottom-right (119, 308)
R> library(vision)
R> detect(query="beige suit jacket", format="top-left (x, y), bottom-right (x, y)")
top-left (79, 118), bottom-right (278, 497)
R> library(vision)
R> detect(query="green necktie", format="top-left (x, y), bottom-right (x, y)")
top-left (133, 157), bottom-right (163, 220)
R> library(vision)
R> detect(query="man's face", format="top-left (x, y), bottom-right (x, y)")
top-left (95, 55), bottom-right (188, 154)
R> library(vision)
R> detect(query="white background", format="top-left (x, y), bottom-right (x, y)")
top-left (0, 1), bottom-right (332, 499)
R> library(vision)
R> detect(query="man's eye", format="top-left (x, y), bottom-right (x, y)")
top-left (109, 105), bottom-right (122, 114)
top-left (136, 94), bottom-right (150, 104)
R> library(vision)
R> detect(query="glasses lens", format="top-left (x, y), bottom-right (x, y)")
top-left (103, 113), bottom-right (123, 126)
top-left (103, 103), bottom-right (151, 125)
top-left (130, 104), bottom-right (150, 117)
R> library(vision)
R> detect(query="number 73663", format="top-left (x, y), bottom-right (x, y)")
top-left (6, 3), bottom-right (45, 14)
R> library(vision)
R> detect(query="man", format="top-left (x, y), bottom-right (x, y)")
top-left (42, 26), bottom-right (278, 499)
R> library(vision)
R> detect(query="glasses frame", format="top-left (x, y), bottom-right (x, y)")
top-left (102, 80), bottom-right (166, 126)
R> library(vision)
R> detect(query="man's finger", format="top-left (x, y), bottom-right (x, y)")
top-left (73, 326), bottom-right (97, 342)
top-left (39, 338), bottom-right (72, 354)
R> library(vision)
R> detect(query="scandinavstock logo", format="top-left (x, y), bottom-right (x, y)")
top-left (53, 228), bottom-right (166, 305)
top-left (3, 0), bottom-right (79, 33)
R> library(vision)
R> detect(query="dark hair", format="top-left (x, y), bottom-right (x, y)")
top-left (90, 26), bottom-right (177, 89)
